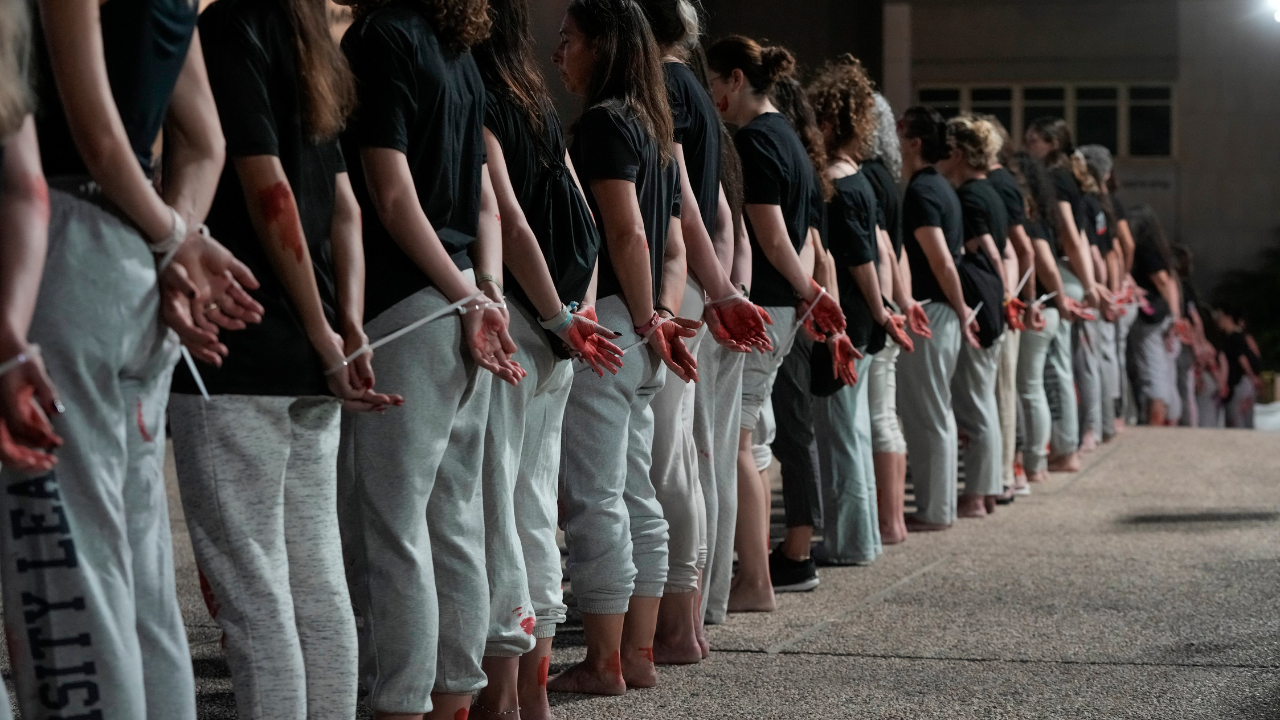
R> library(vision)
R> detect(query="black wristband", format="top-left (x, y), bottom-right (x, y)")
top-left (656, 304), bottom-right (677, 318)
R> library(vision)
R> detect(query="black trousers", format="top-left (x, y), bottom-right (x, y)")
top-left (769, 336), bottom-right (824, 530)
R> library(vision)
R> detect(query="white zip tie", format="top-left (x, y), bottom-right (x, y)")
top-left (180, 345), bottom-right (210, 401)
top-left (574, 315), bottom-right (668, 375)
top-left (0, 344), bottom-right (39, 379)
top-left (1032, 290), bottom-right (1059, 308)
top-left (333, 290), bottom-right (487, 373)
top-left (965, 300), bottom-right (984, 326)
top-left (778, 286), bottom-right (826, 353)
top-left (1013, 265), bottom-right (1034, 298)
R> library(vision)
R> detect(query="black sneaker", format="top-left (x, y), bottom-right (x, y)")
top-left (769, 551), bottom-right (819, 592)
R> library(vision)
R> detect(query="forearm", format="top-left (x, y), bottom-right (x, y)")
top-left (1116, 220), bottom-right (1135, 274)
top-left (657, 217), bottom-right (688, 315)
top-left (1090, 244), bottom-right (1108, 287)
top-left (1033, 239), bottom-right (1065, 295)
top-left (331, 173), bottom-right (364, 333)
top-left (683, 214), bottom-right (735, 301)
top-left (1002, 242), bottom-right (1019, 297)
top-left (745, 204), bottom-right (816, 299)
top-left (1011, 225), bottom-right (1035, 301)
top-left (851, 261), bottom-right (890, 325)
top-left (0, 120), bottom-right (50, 351)
top-left (160, 31), bottom-right (224, 228)
top-left (712, 185), bottom-right (734, 274)
top-left (978, 234), bottom-right (1008, 294)
top-left (894, 245), bottom-right (914, 307)
top-left (470, 166), bottom-right (504, 296)
top-left (1106, 249), bottom-right (1122, 294)
top-left (1057, 203), bottom-right (1095, 294)
top-left (730, 213), bottom-right (752, 290)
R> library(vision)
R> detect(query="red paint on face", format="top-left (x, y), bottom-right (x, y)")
top-left (135, 398), bottom-right (153, 442)
top-left (259, 181), bottom-right (305, 263)
top-left (520, 615), bottom-right (536, 634)
top-left (639, 647), bottom-right (654, 663)
top-left (454, 709), bottom-right (468, 720)
top-left (537, 655), bottom-right (550, 687)
top-left (717, 95), bottom-right (729, 113)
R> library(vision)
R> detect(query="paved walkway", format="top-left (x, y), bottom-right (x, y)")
top-left (161, 427), bottom-right (1280, 717)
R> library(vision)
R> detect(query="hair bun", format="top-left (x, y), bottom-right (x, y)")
top-left (759, 45), bottom-right (796, 81)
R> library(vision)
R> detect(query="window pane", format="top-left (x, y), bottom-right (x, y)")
top-left (972, 106), bottom-right (1013, 135)
top-left (1023, 86), bottom-right (1064, 102)
top-left (1076, 106), bottom-right (1118, 153)
top-left (1076, 87), bottom-right (1118, 101)
top-left (1130, 105), bottom-right (1171, 156)
top-left (919, 88), bottom-right (960, 103)
top-left (1130, 86), bottom-right (1171, 101)
top-left (972, 87), bottom-right (1012, 102)
top-left (1024, 107), bottom-right (1066, 125)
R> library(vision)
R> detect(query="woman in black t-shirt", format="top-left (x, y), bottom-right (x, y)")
top-left (703, 35), bottom-right (847, 613)
top-left (549, 0), bottom-right (700, 695)
top-left (339, 0), bottom-right (521, 716)
top-left (1126, 203), bottom-right (1188, 426)
top-left (896, 105), bottom-right (977, 532)
top-left (937, 114), bottom-right (1009, 518)
top-left (168, 2), bottom-right (400, 717)
top-left (471, 0), bottom-right (626, 713)
top-left (636, 0), bottom-right (771, 664)
top-left (1214, 305), bottom-right (1261, 428)
top-left (807, 56), bottom-right (913, 565)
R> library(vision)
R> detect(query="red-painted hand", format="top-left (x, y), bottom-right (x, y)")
top-left (797, 279), bottom-right (845, 341)
top-left (1005, 297), bottom-right (1027, 332)
top-left (0, 374), bottom-right (61, 474)
top-left (558, 312), bottom-right (624, 377)
top-left (462, 301), bottom-right (523, 386)
top-left (883, 314), bottom-right (914, 353)
top-left (707, 295), bottom-right (772, 352)
top-left (647, 317), bottom-right (702, 383)
top-left (827, 333), bottom-right (861, 386)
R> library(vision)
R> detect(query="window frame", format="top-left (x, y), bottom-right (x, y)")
top-left (912, 82), bottom-right (1176, 160)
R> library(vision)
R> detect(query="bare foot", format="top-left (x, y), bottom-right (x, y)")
top-left (1080, 430), bottom-right (1098, 453)
top-left (958, 495), bottom-right (987, 518)
top-left (880, 524), bottom-right (907, 545)
top-left (472, 703), bottom-right (522, 719)
top-left (1027, 469), bottom-right (1049, 483)
top-left (652, 631), bottom-right (701, 665)
top-left (1047, 452), bottom-right (1081, 473)
top-left (621, 647), bottom-right (657, 689)
top-left (546, 654), bottom-right (626, 696)
top-left (727, 577), bottom-right (776, 613)
top-left (905, 516), bottom-right (951, 532)
top-left (693, 598), bottom-right (710, 659)
top-left (1114, 417), bottom-right (1126, 433)
top-left (653, 592), bottom-right (702, 665)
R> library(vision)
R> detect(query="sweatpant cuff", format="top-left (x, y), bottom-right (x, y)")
top-left (532, 623), bottom-right (558, 639)
top-left (631, 582), bottom-right (666, 599)
top-left (578, 598), bottom-right (632, 615)
top-left (662, 584), bottom-right (696, 595)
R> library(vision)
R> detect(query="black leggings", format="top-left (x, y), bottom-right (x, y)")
top-left (770, 337), bottom-right (824, 530)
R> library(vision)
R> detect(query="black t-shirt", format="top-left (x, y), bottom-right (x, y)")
top-left (570, 101), bottom-right (681, 305)
top-left (1112, 195), bottom-right (1128, 223)
top-left (1224, 331), bottom-right (1258, 393)
top-left (735, 112), bottom-right (816, 307)
top-left (1050, 165), bottom-right (1088, 239)
top-left (1132, 239), bottom-right (1170, 322)
top-left (826, 171), bottom-right (882, 352)
top-left (35, 0), bottom-right (198, 177)
top-left (341, 0), bottom-right (487, 322)
top-left (172, 0), bottom-right (345, 397)
top-left (957, 178), bottom-right (1010, 254)
top-left (1081, 195), bottom-right (1114, 255)
top-left (862, 157), bottom-right (902, 256)
top-left (665, 61), bottom-right (719, 236)
top-left (987, 167), bottom-right (1026, 234)
top-left (903, 166), bottom-right (963, 303)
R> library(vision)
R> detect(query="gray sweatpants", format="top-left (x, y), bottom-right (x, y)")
top-left (996, 329), bottom-right (1020, 485)
top-left (1018, 307), bottom-right (1061, 474)
top-left (1048, 262), bottom-right (1082, 455)
top-left (170, 394), bottom-right (355, 719)
top-left (1099, 320), bottom-right (1120, 439)
top-left (814, 353), bottom-right (880, 564)
top-left (694, 341), bottom-right (744, 625)
top-left (1116, 302), bottom-right (1140, 424)
top-left (898, 302), bottom-right (961, 526)
top-left (1127, 316), bottom-right (1179, 424)
top-left (0, 188), bottom-right (194, 720)
top-left (1074, 318), bottom-right (1103, 441)
top-left (560, 294), bottom-right (668, 614)
top-left (338, 280), bottom-right (494, 713)
top-left (955, 334), bottom-right (1005, 497)
top-left (484, 302), bottom-right (571, 650)
top-left (739, 307), bottom-right (798, 430)
top-left (1226, 377), bottom-right (1256, 429)
top-left (651, 280), bottom-right (707, 595)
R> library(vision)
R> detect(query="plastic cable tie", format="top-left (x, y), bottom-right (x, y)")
top-left (0, 344), bottom-right (39, 379)
top-left (342, 290), bottom-right (486, 367)
top-left (1032, 290), bottom-right (1059, 307)
top-left (1013, 265), bottom-right (1034, 297)
top-left (180, 345), bottom-right (210, 401)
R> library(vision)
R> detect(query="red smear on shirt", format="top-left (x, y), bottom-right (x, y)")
top-left (604, 651), bottom-right (621, 674)
top-left (454, 709), bottom-right (468, 720)
top-left (520, 615), bottom-right (536, 634)
top-left (537, 655), bottom-right (550, 687)
top-left (135, 398), bottom-right (153, 442)
top-left (639, 647), bottom-right (654, 663)
top-left (259, 181), bottom-right (305, 263)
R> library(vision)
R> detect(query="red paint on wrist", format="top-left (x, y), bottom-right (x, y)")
top-left (259, 181), bottom-right (305, 263)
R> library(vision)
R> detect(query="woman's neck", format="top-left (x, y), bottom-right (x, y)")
top-left (735, 93), bottom-right (776, 128)
top-left (901, 151), bottom-right (930, 178)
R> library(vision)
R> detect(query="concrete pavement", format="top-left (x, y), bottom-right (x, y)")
top-left (7, 426), bottom-right (1274, 718)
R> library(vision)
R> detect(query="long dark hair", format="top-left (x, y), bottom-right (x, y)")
top-left (0, 0), bottom-right (31, 138)
top-left (899, 105), bottom-right (948, 164)
top-left (568, 0), bottom-right (673, 164)
top-left (284, 0), bottom-right (356, 141)
top-left (636, 0), bottom-right (699, 52)
top-left (771, 73), bottom-right (830, 199)
top-left (687, 38), bottom-right (744, 227)
top-left (1127, 202), bottom-right (1174, 271)
top-left (705, 35), bottom-right (793, 95)
top-left (349, 0), bottom-right (491, 53)
top-left (474, 0), bottom-right (553, 138)
top-left (1011, 150), bottom-right (1057, 243)
top-left (1026, 116), bottom-right (1074, 170)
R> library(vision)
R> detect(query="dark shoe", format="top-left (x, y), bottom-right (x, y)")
top-left (769, 551), bottom-right (819, 592)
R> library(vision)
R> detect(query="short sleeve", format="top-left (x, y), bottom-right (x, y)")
top-left (671, 164), bottom-right (683, 219)
top-left (202, 14), bottom-right (278, 158)
top-left (829, 191), bottom-right (877, 268)
top-left (735, 128), bottom-right (784, 205)
top-left (1132, 241), bottom-right (1166, 279)
top-left (905, 183), bottom-right (945, 230)
top-left (667, 73), bottom-right (691, 145)
top-left (345, 21), bottom-right (417, 153)
top-left (960, 190), bottom-right (993, 241)
top-left (574, 106), bottom-right (640, 184)
top-left (1052, 168), bottom-right (1079, 205)
top-left (335, 142), bottom-right (346, 173)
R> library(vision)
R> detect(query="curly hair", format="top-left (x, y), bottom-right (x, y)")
top-left (946, 113), bottom-right (1001, 171)
top-left (805, 54), bottom-right (876, 164)
top-left (867, 93), bottom-right (901, 178)
top-left (705, 35), bottom-right (794, 95)
top-left (771, 73), bottom-right (831, 200)
top-left (349, 0), bottom-right (491, 53)
top-left (0, 0), bottom-right (31, 139)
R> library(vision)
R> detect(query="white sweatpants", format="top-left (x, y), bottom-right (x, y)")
top-left (694, 341), bottom-right (745, 625)
top-left (954, 334), bottom-right (1005, 497)
top-left (898, 302), bottom-right (961, 525)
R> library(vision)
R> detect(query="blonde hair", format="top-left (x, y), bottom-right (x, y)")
top-left (0, 0), bottom-right (31, 139)
top-left (946, 113), bottom-right (1002, 171)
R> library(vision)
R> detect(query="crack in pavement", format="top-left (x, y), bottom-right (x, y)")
top-left (721, 647), bottom-right (1279, 670)
top-left (766, 558), bottom-right (947, 655)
